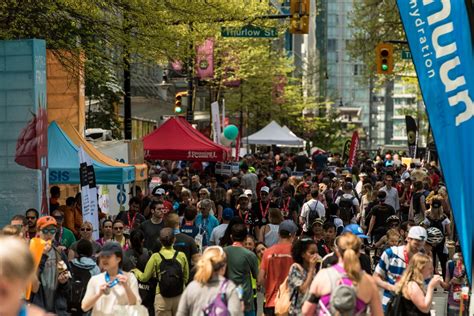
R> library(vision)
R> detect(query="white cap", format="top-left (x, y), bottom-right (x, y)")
top-left (260, 186), bottom-right (270, 193)
top-left (153, 188), bottom-right (166, 196)
top-left (244, 189), bottom-right (253, 196)
top-left (408, 226), bottom-right (427, 241)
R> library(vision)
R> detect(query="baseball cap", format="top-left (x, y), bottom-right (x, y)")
top-left (407, 226), bottom-right (427, 241)
top-left (311, 218), bottom-right (325, 227)
top-left (36, 216), bottom-right (57, 230)
top-left (238, 194), bottom-right (249, 200)
top-left (244, 189), bottom-right (253, 196)
top-left (260, 186), bottom-right (270, 194)
top-left (100, 241), bottom-right (123, 256)
top-left (222, 208), bottom-right (234, 220)
top-left (279, 220), bottom-right (298, 235)
top-left (152, 187), bottom-right (166, 196)
top-left (343, 224), bottom-right (368, 239)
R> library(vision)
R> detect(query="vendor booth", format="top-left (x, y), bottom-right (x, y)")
top-left (243, 121), bottom-right (305, 147)
top-left (143, 117), bottom-right (230, 161)
top-left (48, 121), bottom-right (135, 184)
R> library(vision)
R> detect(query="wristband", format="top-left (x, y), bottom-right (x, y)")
top-left (307, 293), bottom-right (320, 304)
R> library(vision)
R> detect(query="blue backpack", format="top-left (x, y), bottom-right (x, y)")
top-left (203, 279), bottom-right (230, 316)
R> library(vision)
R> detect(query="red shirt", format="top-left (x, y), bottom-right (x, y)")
top-left (260, 242), bottom-right (294, 307)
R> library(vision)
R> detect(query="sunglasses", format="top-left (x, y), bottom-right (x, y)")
top-left (114, 226), bottom-right (124, 230)
top-left (81, 228), bottom-right (92, 232)
top-left (41, 228), bottom-right (57, 235)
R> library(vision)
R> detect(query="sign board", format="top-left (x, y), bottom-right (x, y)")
top-left (401, 50), bottom-right (412, 60)
top-left (215, 162), bottom-right (240, 176)
top-left (221, 26), bottom-right (278, 38)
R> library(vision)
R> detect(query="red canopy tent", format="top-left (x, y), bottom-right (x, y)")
top-left (143, 117), bottom-right (231, 161)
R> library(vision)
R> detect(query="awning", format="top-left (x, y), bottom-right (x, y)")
top-left (48, 121), bottom-right (135, 184)
top-left (243, 121), bottom-right (305, 147)
top-left (59, 121), bottom-right (148, 181)
top-left (143, 117), bottom-right (230, 161)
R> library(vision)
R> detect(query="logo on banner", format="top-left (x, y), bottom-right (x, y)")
top-left (187, 151), bottom-right (217, 159)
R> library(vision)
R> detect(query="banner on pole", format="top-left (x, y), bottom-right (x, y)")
top-left (347, 131), bottom-right (359, 168)
top-left (396, 0), bottom-right (474, 282)
top-left (211, 101), bottom-right (221, 144)
top-left (405, 115), bottom-right (418, 158)
top-left (79, 147), bottom-right (99, 240)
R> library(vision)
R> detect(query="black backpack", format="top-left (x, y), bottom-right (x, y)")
top-left (68, 264), bottom-right (92, 315)
top-left (306, 201), bottom-right (320, 228)
top-left (339, 196), bottom-right (355, 224)
top-left (158, 251), bottom-right (184, 298)
top-left (385, 292), bottom-right (405, 316)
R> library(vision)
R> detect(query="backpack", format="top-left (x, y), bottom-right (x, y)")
top-left (339, 196), bottom-right (355, 224)
top-left (306, 201), bottom-right (320, 229)
top-left (202, 279), bottom-right (231, 316)
top-left (158, 251), bottom-right (184, 298)
top-left (323, 265), bottom-right (361, 316)
top-left (274, 264), bottom-right (301, 316)
top-left (385, 292), bottom-right (405, 316)
top-left (68, 264), bottom-right (92, 314)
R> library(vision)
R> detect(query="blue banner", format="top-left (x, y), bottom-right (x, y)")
top-left (396, 0), bottom-right (474, 282)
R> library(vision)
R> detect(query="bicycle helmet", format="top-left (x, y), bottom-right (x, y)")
top-left (386, 215), bottom-right (400, 225)
top-left (426, 227), bottom-right (444, 246)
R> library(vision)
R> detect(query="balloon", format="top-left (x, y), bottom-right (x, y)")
top-left (221, 133), bottom-right (233, 146)
top-left (223, 125), bottom-right (239, 140)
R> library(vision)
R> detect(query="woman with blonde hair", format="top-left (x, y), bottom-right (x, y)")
top-left (176, 246), bottom-right (243, 315)
top-left (302, 233), bottom-right (383, 316)
top-left (390, 253), bottom-right (442, 315)
top-left (0, 236), bottom-right (47, 315)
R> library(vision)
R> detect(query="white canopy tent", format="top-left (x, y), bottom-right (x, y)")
top-left (282, 125), bottom-right (305, 144)
top-left (244, 121), bottom-right (304, 147)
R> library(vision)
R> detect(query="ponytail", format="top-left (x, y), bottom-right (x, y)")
top-left (337, 233), bottom-right (362, 285)
top-left (343, 248), bottom-right (362, 285)
top-left (194, 246), bottom-right (226, 284)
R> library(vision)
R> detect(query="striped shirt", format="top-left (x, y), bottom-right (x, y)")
top-left (374, 245), bottom-right (408, 311)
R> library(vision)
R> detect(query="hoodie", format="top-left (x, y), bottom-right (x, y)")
top-left (72, 257), bottom-right (101, 276)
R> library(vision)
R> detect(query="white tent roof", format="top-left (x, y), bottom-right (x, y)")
top-left (244, 121), bottom-right (304, 146)
top-left (282, 125), bottom-right (305, 142)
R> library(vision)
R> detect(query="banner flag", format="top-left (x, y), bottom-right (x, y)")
top-left (211, 101), bottom-right (221, 144)
top-left (196, 38), bottom-right (214, 79)
top-left (396, 0), bottom-right (474, 281)
top-left (79, 147), bottom-right (99, 240)
top-left (405, 115), bottom-right (418, 158)
top-left (347, 131), bottom-right (359, 168)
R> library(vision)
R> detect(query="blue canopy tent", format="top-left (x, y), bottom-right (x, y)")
top-left (48, 121), bottom-right (135, 184)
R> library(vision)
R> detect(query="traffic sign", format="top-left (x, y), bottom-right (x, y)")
top-left (401, 50), bottom-right (412, 60)
top-left (221, 26), bottom-right (278, 38)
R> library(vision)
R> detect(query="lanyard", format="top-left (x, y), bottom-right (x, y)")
top-left (282, 197), bottom-right (291, 213)
top-left (403, 247), bottom-right (409, 264)
top-left (105, 270), bottom-right (123, 288)
top-left (239, 210), bottom-right (250, 224)
top-left (18, 304), bottom-right (27, 316)
top-left (127, 212), bottom-right (138, 229)
top-left (259, 200), bottom-right (271, 219)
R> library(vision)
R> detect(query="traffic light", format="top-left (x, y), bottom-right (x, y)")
top-left (290, 0), bottom-right (310, 34)
top-left (376, 43), bottom-right (394, 74)
top-left (174, 92), bottom-right (187, 114)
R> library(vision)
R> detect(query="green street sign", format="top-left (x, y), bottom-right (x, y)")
top-left (221, 26), bottom-right (278, 38)
top-left (401, 50), bottom-right (412, 60)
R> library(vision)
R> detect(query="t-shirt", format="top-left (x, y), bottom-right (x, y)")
top-left (173, 232), bottom-right (199, 270)
top-left (139, 219), bottom-right (164, 250)
top-left (209, 223), bottom-right (228, 245)
top-left (260, 243), bottom-right (294, 307)
top-left (115, 211), bottom-right (146, 233)
top-left (56, 227), bottom-right (76, 249)
top-left (224, 245), bottom-right (259, 311)
top-left (82, 271), bottom-right (141, 316)
top-left (370, 203), bottom-right (395, 229)
top-left (300, 199), bottom-right (326, 232)
top-left (375, 245), bottom-right (408, 311)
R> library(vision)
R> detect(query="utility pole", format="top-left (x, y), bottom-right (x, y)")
top-left (123, 6), bottom-right (132, 140)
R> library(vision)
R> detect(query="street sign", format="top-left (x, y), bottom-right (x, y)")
top-left (401, 50), bottom-right (412, 59)
top-left (221, 26), bottom-right (278, 38)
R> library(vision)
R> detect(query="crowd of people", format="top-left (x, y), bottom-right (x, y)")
top-left (0, 151), bottom-right (469, 316)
